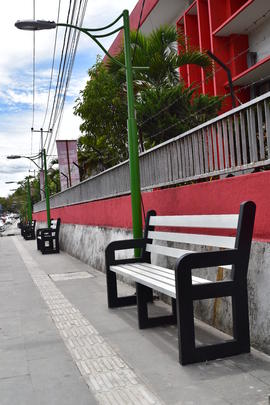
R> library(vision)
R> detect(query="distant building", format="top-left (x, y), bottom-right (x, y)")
top-left (109, 0), bottom-right (270, 111)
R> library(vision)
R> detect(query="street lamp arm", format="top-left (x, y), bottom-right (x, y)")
top-left (72, 12), bottom-right (124, 32)
top-left (7, 154), bottom-right (41, 169)
top-left (91, 26), bottom-right (124, 39)
top-left (25, 157), bottom-right (41, 169)
top-left (57, 23), bottom-right (126, 69)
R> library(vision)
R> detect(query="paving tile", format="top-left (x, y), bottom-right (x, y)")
top-left (1, 235), bottom-right (270, 405)
top-left (0, 340), bottom-right (28, 379)
top-left (0, 314), bottom-right (22, 340)
top-left (34, 381), bottom-right (97, 405)
top-left (28, 356), bottom-right (82, 390)
top-left (24, 331), bottom-right (70, 361)
top-left (0, 375), bottom-right (37, 405)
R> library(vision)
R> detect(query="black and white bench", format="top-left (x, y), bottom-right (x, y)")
top-left (22, 220), bottom-right (36, 240)
top-left (105, 201), bottom-right (256, 365)
top-left (37, 218), bottom-right (61, 254)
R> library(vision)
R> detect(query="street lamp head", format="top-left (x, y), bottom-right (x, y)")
top-left (7, 155), bottom-right (21, 159)
top-left (15, 20), bottom-right (57, 31)
top-left (5, 181), bottom-right (17, 184)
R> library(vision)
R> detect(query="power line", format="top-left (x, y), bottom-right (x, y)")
top-left (42, 0), bottom-right (62, 131)
top-left (46, 0), bottom-right (73, 137)
top-left (31, 0), bottom-right (36, 157)
top-left (142, 72), bottom-right (270, 143)
top-left (47, 0), bottom-right (88, 156)
top-left (50, 0), bottom-right (78, 129)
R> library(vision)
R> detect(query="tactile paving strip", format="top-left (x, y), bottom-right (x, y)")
top-left (13, 237), bottom-right (163, 405)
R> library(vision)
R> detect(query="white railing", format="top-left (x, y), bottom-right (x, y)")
top-left (34, 91), bottom-right (270, 212)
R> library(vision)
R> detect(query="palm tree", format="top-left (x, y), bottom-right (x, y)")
top-left (107, 25), bottom-right (211, 89)
top-left (107, 25), bottom-right (219, 150)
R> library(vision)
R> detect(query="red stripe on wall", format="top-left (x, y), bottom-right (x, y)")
top-left (33, 171), bottom-right (270, 242)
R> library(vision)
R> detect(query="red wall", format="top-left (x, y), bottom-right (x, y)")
top-left (107, 0), bottom-right (158, 57)
top-left (34, 171), bottom-right (270, 242)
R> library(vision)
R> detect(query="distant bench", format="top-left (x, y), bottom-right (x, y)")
top-left (21, 220), bottom-right (36, 240)
top-left (105, 201), bottom-right (256, 365)
top-left (37, 218), bottom-right (61, 254)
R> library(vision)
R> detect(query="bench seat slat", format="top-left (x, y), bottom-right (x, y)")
top-left (128, 263), bottom-right (213, 285)
top-left (111, 264), bottom-right (176, 298)
top-left (149, 214), bottom-right (239, 229)
top-left (110, 263), bottom-right (212, 299)
top-left (118, 263), bottom-right (176, 286)
top-left (147, 231), bottom-right (235, 249)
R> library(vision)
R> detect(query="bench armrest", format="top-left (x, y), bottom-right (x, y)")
top-left (105, 238), bottom-right (147, 266)
top-left (175, 249), bottom-right (244, 301)
top-left (176, 249), bottom-right (239, 272)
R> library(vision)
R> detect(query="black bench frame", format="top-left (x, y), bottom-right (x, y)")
top-left (21, 220), bottom-right (36, 240)
top-left (105, 201), bottom-right (256, 365)
top-left (37, 218), bottom-right (61, 254)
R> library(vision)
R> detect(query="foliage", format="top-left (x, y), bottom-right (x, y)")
top-left (0, 159), bottom-right (60, 219)
top-left (74, 26), bottom-right (222, 176)
top-left (136, 86), bottom-right (222, 149)
top-left (107, 25), bottom-right (211, 88)
top-left (74, 57), bottom-right (128, 176)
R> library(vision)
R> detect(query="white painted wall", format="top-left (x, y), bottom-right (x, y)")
top-left (249, 15), bottom-right (270, 62)
top-left (140, 0), bottom-right (190, 34)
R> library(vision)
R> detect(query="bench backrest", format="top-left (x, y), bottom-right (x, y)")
top-left (50, 218), bottom-right (61, 233)
top-left (143, 201), bottom-right (256, 273)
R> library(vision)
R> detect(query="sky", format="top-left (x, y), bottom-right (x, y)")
top-left (0, 0), bottom-right (138, 197)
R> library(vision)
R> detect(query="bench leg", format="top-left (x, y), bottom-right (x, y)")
top-left (232, 282), bottom-right (250, 353)
top-left (136, 283), bottom-right (177, 329)
top-left (176, 265), bottom-right (251, 365)
top-left (106, 269), bottom-right (136, 309)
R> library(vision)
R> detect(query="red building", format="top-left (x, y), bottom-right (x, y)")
top-left (109, 0), bottom-right (270, 111)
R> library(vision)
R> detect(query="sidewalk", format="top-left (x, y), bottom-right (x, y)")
top-left (1, 234), bottom-right (270, 405)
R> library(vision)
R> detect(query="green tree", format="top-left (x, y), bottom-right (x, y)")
top-left (74, 57), bottom-right (128, 176)
top-left (74, 26), bottom-right (222, 174)
top-left (108, 25), bottom-right (221, 149)
top-left (107, 25), bottom-right (211, 88)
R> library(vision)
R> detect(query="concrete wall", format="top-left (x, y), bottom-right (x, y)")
top-left (34, 171), bottom-right (270, 355)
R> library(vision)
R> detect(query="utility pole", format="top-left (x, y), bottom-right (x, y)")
top-left (31, 128), bottom-right (52, 199)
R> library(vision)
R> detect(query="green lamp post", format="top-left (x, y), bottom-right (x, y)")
top-left (26, 177), bottom-right (32, 222)
top-left (15, 10), bottom-right (146, 243)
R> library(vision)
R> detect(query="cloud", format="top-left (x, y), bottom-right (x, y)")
top-left (0, 0), bottom-right (138, 197)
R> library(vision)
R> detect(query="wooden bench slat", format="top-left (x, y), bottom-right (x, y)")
top-left (147, 231), bottom-right (235, 249)
top-left (111, 264), bottom-right (176, 298)
top-left (110, 263), bottom-right (213, 299)
top-left (115, 263), bottom-right (176, 287)
top-left (146, 244), bottom-right (192, 259)
top-left (127, 263), bottom-right (212, 285)
top-left (132, 263), bottom-right (175, 280)
top-left (146, 245), bottom-right (232, 270)
top-left (149, 214), bottom-right (239, 229)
